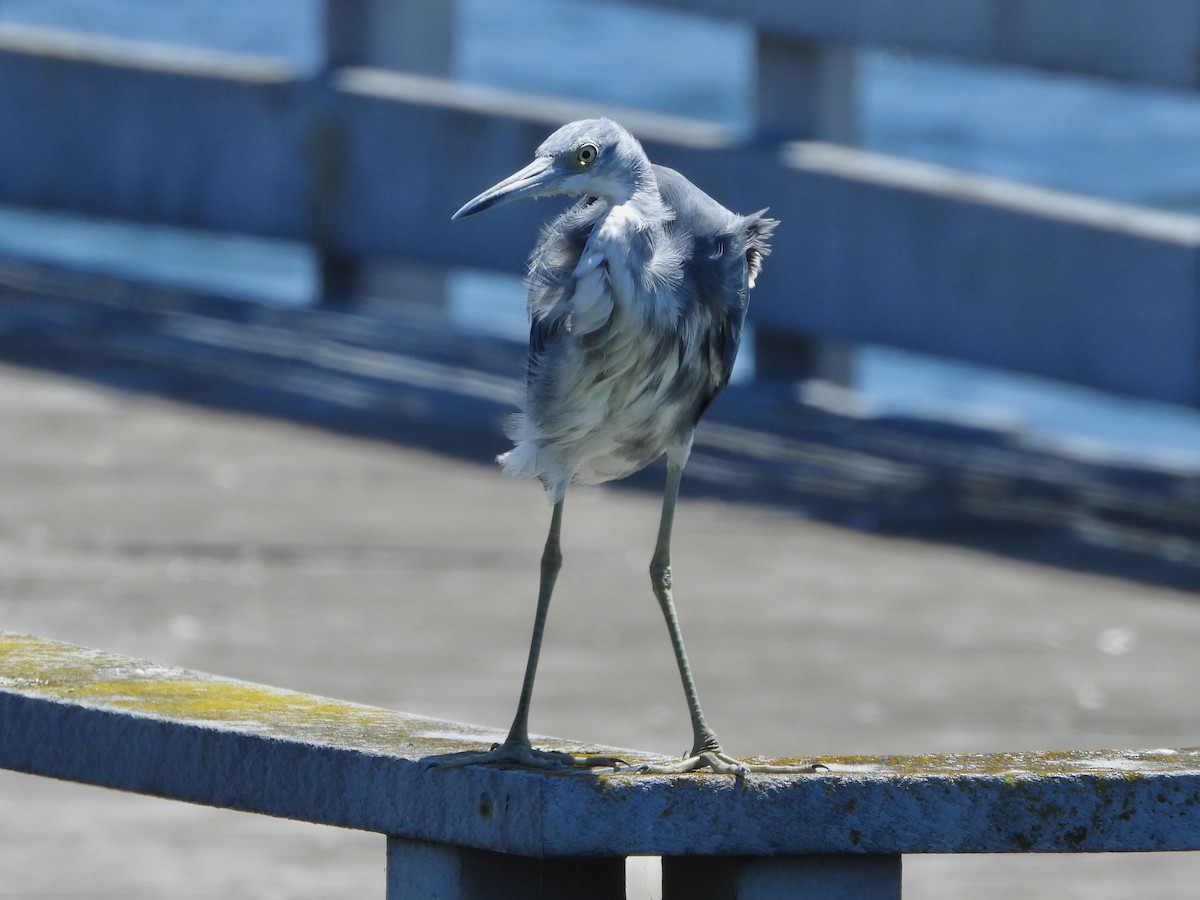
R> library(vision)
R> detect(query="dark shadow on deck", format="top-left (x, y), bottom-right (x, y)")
top-left (1, 257), bottom-right (1196, 592)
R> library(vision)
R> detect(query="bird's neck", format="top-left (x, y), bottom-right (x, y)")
top-left (602, 165), bottom-right (666, 228)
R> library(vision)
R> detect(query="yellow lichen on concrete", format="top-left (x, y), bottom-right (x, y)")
top-left (6, 631), bottom-right (1200, 780)
top-left (0, 630), bottom-right (486, 757)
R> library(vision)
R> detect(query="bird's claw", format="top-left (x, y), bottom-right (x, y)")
top-left (674, 751), bottom-right (749, 775)
top-left (629, 749), bottom-right (830, 785)
top-left (634, 749), bottom-right (751, 783)
top-left (426, 739), bottom-right (625, 772)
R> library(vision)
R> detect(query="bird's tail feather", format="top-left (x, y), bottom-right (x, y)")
top-left (744, 209), bottom-right (778, 289)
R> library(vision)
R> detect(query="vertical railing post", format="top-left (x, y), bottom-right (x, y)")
top-left (752, 32), bottom-right (859, 384)
top-left (661, 854), bottom-right (902, 900)
top-left (324, 0), bottom-right (454, 74)
top-left (754, 34), bottom-right (858, 145)
top-left (319, 0), bottom-right (456, 308)
top-left (386, 838), bottom-right (626, 900)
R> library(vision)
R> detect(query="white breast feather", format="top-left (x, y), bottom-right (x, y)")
top-left (501, 201), bottom-right (694, 499)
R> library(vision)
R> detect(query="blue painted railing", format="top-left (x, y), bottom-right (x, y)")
top-left (0, 1), bottom-right (1198, 400)
top-left (5, 632), bottom-right (1200, 899)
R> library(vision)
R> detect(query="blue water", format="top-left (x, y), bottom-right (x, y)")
top-left (3, 0), bottom-right (1200, 469)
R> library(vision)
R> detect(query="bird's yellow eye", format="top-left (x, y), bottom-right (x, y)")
top-left (575, 143), bottom-right (599, 166)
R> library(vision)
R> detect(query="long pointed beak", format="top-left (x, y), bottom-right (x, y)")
top-left (452, 156), bottom-right (558, 220)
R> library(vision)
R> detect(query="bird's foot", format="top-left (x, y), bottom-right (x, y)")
top-left (633, 744), bottom-right (829, 784)
top-left (427, 739), bottom-right (626, 772)
top-left (637, 748), bottom-right (753, 778)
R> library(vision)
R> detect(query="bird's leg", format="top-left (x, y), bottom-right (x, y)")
top-left (498, 496), bottom-right (570, 756)
top-left (639, 456), bottom-right (816, 780)
top-left (431, 496), bottom-right (622, 771)
top-left (653, 460), bottom-right (718, 755)
top-left (636, 458), bottom-right (748, 776)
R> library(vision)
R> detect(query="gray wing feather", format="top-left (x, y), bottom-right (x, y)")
top-left (522, 169), bottom-right (777, 425)
top-left (655, 165), bottom-right (778, 418)
top-left (525, 196), bottom-right (605, 373)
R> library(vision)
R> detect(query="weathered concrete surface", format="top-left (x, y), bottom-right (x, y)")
top-left (5, 630), bottom-right (1200, 858)
top-left (2, 360), bottom-right (1200, 897)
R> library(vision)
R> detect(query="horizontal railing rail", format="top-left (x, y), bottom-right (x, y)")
top-left (5, 631), bottom-right (1200, 898)
top-left (639, 0), bottom-right (1200, 88)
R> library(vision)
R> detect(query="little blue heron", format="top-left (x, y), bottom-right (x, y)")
top-left (448, 118), bottom-right (779, 776)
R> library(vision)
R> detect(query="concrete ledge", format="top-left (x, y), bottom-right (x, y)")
top-left (4, 631), bottom-right (1200, 858)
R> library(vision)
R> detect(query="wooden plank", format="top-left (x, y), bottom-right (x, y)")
top-left (642, 0), bottom-right (1200, 88)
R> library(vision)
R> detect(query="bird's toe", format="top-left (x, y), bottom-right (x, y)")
top-left (426, 740), bottom-right (623, 772)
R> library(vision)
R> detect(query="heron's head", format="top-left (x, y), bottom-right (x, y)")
top-left (452, 118), bottom-right (652, 220)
